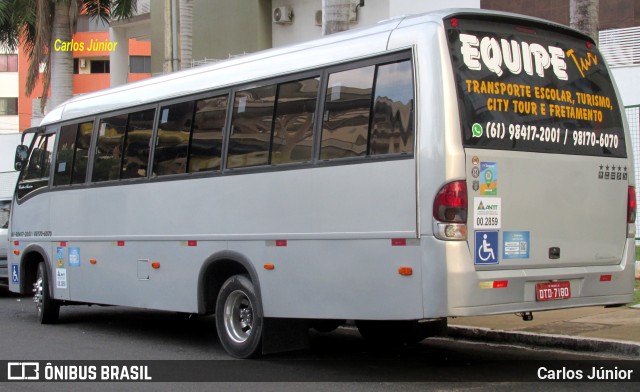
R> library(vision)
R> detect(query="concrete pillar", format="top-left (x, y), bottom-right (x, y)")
top-left (109, 27), bottom-right (129, 87)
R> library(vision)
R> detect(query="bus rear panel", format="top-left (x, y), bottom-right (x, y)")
top-left (438, 13), bottom-right (635, 316)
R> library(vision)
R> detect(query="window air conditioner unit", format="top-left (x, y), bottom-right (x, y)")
top-left (80, 59), bottom-right (86, 68)
top-left (273, 6), bottom-right (293, 24)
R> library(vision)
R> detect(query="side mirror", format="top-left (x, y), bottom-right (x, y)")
top-left (15, 145), bottom-right (29, 171)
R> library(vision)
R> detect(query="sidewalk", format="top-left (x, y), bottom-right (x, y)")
top-left (447, 305), bottom-right (640, 358)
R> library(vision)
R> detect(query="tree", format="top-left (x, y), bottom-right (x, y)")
top-left (0, 0), bottom-right (138, 115)
top-left (570, 0), bottom-right (599, 45)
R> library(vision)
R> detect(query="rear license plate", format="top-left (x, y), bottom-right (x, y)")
top-left (535, 281), bottom-right (571, 301)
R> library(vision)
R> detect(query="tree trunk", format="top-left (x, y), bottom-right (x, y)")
top-left (570, 0), bottom-right (599, 45)
top-left (47, 2), bottom-right (73, 113)
top-left (322, 0), bottom-right (350, 36)
top-left (179, 0), bottom-right (192, 69)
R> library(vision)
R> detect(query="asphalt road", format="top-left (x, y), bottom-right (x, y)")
top-left (0, 288), bottom-right (637, 391)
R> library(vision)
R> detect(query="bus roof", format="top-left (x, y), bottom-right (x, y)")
top-left (40, 8), bottom-right (589, 126)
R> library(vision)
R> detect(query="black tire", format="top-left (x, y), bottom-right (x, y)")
top-left (215, 274), bottom-right (263, 359)
top-left (34, 262), bottom-right (60, 324)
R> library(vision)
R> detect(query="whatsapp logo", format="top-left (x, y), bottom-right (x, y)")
top-left (472, 123), bottom-right (483, 138)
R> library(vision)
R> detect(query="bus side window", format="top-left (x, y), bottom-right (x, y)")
top-left (71, 121), bottom-right (93, 184)
top-left (122, 109), bottom-right (155, 179)
top-left (227, 86), bottom-right (276, 169)
top-left (370, 60), bottom-right (414, 156)
top-left (53, 124), bottom-right (78, 186)
top-left (320, 66), bottom-right (375, 160)
top-left (93, 114), bottom-right (127, 182)
top-left (154, 101), bottom-right (194, 176)
top-left (18, 133), bottom-right (56, 199)
top-left (272, 77), bottom-right (319, 165)
top-left (190, 95), bottom-right (227, 173)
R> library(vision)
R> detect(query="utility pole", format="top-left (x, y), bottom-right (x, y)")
top-left (570, 0), bottom-right (599, 45)
top-left (163, 0), bottom-right (181, 73)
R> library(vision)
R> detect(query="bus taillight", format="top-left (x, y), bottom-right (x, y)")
top-left (628, 186), bottom-right (636, 224)
top-left (433, 181), bottom-right (467, 240)
top-left (628, 186), bottom-right (636, 238)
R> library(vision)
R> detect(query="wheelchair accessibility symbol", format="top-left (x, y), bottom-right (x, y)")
top-left (475, 230), bottom-right (499, 265)
top-left (11, 264), bottom-right (19, 283)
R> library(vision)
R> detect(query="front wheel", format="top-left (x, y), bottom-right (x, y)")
top-left (215, 274), bottom-right (263, 358)
top-left (34, 262), bottom-right (60, 324)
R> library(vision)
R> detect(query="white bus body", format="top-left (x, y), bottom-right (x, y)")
top-left (8, 9), bottom-right (636, 358)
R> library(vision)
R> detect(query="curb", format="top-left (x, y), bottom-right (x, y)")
top-left (448, 325), bottom-right (640, 358)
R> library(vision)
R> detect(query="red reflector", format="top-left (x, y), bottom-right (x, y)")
top-left (151, 262), bottom-right (161, 269)
top-left (188, 240), bottom-right (197, 247)
top-left (493, 280), bottom-right (508, 288)
top-left (398, 267), bottom-right (413, 276)
top-left (600, 275), bottom-right (612, 282)
top-left (13, 241), bottom-right (19, 246)
top-left (276, 240), bottom-right (287, 247)
top-left (117, 241), bottom-right (125, 247)
top-left (90, 259), bottom-right (97, 265)
top-left (264, 264), bottom-right (275, 270)
top-left (60, 241), bottom-right (67, 247)
top-left (391, 238), bottom-right (406, 246)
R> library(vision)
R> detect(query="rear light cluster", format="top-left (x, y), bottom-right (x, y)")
top-left (433, 181), bottom-right (468, 240)
top-left (628, 186), bottom-right (636, 238)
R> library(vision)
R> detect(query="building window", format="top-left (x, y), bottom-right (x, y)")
top-left (130, 56), bottom-right (151, 73)
top-left (0, 98), bottom-right (18, 115)
top-left (0, 54), bottom-right (18, 72)
top-left (90, 60), bottom-right (110, 73)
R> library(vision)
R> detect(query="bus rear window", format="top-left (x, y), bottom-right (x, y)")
top-left (446, 16), bottom-right (626, 158)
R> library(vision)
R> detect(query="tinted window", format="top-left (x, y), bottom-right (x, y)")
top-left (93, 114), bottom-right (127, 182)
top-left (227, 85), bottom-right (276, 169)
top-left (23, 134), bottom-right (56, 181)
top-left (72, 121), bottom-right (93, 184)
top-left (190, 95), bottom-right (228, 173)
top-left (272, 77), bottom-right (318, 164)
top-left (154, 101), bottom-right (194, 176)
top-left (53, 124), bottom-right (78, 186)
top-left (446, 17), bottom-right (626, 157)
top-left (371, 60), bottom-right (414, 155)
top-left (320, 66), bottom-right (375, 160)
top-left (122, 109), bottom-right (155, 179)
top-left (18, 133), bottom-right (56, 199)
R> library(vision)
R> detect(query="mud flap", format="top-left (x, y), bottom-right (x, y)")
top-left (262, 318), bottom-right (310, 355)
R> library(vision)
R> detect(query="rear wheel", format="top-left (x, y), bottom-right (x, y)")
top-left (34, 262), bottom-right (60, 324)
top-left (215, 274), bottom-right (263, 358)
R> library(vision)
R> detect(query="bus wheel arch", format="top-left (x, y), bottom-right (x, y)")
top-left (19, 246), bottom-right (50, 295)
top-left (197, 251), bottom-right (262, 316)
top-left (197, 251), bottom-right (264, 358)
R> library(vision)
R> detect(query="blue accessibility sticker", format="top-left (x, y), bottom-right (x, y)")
top-left (475, 230), bottom-right (499, 265)
top-left (11, 264), bottom-right (19, 283)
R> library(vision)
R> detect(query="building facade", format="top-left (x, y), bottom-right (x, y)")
top-left (0, 48), bottom-right (18, 134)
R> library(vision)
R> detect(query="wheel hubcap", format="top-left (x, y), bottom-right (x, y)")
top-left (223, 290), bottom-right (253, 344)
